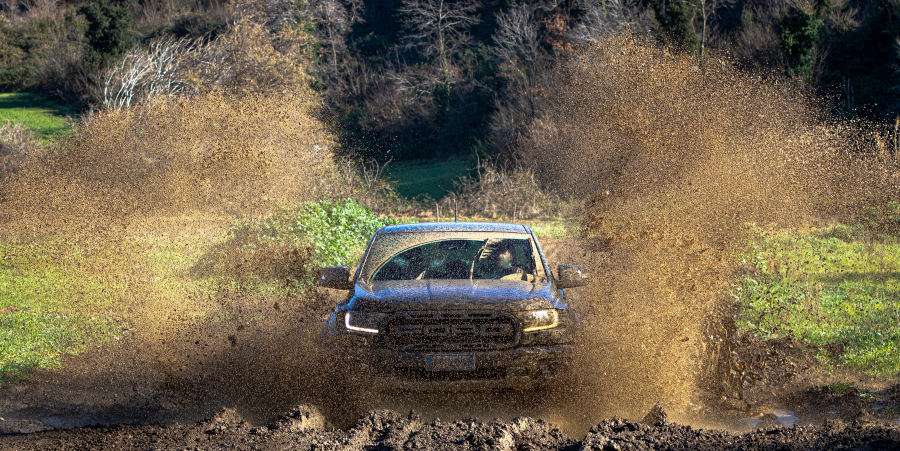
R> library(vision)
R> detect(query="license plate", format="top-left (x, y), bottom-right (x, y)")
top-left (426, 354), bottom-right (475, 371)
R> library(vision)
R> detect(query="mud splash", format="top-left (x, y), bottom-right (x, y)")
top-left (0, 89), bottom-right (363, 432)
top-left (521, 36), bottom-right (900, 424)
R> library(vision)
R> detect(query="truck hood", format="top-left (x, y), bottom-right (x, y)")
top-left (348, 279), bottom-right (556, 312)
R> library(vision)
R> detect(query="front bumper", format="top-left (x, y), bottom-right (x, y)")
top-left (328, 344), bottom-right (574, 391)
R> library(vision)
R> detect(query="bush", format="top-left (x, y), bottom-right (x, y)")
top-left (0, 11), bottom-right (89, 102)
top-left (196, 199), bottom-right (396, 294)
top-left (259, 199), bottom-right (397, 267)
top-left (451, 160), bottom-right (572, 220)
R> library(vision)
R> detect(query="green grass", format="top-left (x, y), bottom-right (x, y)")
top-left (383, 158), bottom-right (472, 199)
top-left (0, 92), bottom-right (78, 142)
top-left (525, 219), bottom-right (578, 238)
top-left (0, 240), bottom-right (125, 384)
top-left (734, 224), bottom-right (900, 378)
top-left (0, 201), bottom-right (399, 385)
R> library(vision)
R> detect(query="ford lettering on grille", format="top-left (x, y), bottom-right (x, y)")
top-left (394, 323), bottom-right (512, 337)
top-left (388, 311), bottom-right (517, 351)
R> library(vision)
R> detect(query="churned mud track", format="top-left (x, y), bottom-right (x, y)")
top-left (1, 237), bottom-right (899, 448)
top-left (2, 404), bottom-right (899, 450)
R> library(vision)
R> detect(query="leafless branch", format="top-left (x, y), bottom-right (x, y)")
top-left (101, 36), bottom-right (194, 109)
top-left (493, 5), bottom-right (539, 64)
top-left (566, 0), bottom-right (641, 44)
top-left (398, 0), bottom-right (480, 85)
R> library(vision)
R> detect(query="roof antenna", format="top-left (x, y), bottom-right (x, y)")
top-left (454, 195), bottom-right (458, 222)
top-left (436, 202), bottom-right (440, 222)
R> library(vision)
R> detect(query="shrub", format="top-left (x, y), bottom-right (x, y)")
top-left (196, 199), bottom-right (396, 294)
top-left (258, 199), bottom-right (397, 267)
top-left (451, 160), bottom-right (572, 220)
top-left (79, 0), bottom-right (140, 70)
top-left (778, 5), bottom-right (823, 80)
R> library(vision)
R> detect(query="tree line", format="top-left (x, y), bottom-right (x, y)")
top-left (1, 0), bottom-right (899, 162)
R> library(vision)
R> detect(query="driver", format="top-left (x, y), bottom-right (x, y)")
top-left (398, 247), bottom-right (426, 279)
top-left (477, 240), bottom-right (528, 280)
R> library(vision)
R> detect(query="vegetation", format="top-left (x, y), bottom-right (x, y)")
top-left (0, 240), bottom-right (125, 383)
top-left (3, 0), bottom-right (899, 161)
top-left (0, 93), bottom-right (76, 141)
top-left (734, 222), bottom-right (900, 378)
top-left (196, 199), bottom-right (396, 295)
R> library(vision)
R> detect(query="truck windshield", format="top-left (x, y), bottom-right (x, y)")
top-left (361, 232), bottom-right (545, 282)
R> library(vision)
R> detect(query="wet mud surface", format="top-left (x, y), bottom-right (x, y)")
top-left (2, 405), bottom-right (899, 450)
top-left (1, 239), bottom-right (899, 449)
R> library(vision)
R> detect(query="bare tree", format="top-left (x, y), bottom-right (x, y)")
top-left (697, 0), bottom-right (736, 58)
top-left (398, 0), bottom-right (481, 91)
top-left (566, 0), bottom-right (638, 44)
top-left (307, 0), bottom-right (364, 87)
top-left (494, 4), bottom-right (540, 64)
top-left (101, 36), bottom-right (194, 109)
top-left (493, 4), bottom-right (542, 121)
top-left (490, 3), bottom-right (561, 154)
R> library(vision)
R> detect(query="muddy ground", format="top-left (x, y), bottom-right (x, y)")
top-left (2, 404), bottom-right (899, 450)
top-left (1, 238), bottom-right (899, 449)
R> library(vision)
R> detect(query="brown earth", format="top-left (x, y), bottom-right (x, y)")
top-left (1, 404), bottom-right (899, 450)
top-left (1, 238), bottom-right (899, 449)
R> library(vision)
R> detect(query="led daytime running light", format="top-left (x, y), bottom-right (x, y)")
top-left (345, 311), bottom-right (379, 334)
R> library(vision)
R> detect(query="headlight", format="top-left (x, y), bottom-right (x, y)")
top-left (344, 311), bottom-right (385, 334)
top-left (516, 309), bottom-right (559, 332)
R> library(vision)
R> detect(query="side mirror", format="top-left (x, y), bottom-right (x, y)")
top-left (317, 266), bottom-right (354, 290)
top-left (556, 265), bottom-right (588, 289)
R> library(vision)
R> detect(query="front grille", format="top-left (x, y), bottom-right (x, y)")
top-left (393, 368), bottom-right (508, 381)
top-left (386, 311), bottom-right (518, 351)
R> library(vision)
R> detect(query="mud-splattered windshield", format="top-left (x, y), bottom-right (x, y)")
top-left (361, 232), bottom-right (545, 282)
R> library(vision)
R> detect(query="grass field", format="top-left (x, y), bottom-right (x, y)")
top-left (0, 240), bottom-right (126, 384)
top-left (734, 224), bottom-right (900, 378)
top-left (383, 158), bottom-right (472, 199)
top-left (0, 225), bottom-right (230, 386)
top-left (0, 92), bottom-right (78, 141)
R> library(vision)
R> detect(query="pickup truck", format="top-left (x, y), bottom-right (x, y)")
top-left (317, 222), bottom-right (587, 391)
